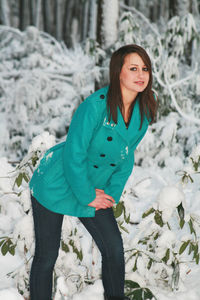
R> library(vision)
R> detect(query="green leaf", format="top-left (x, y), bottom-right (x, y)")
top-left (189, 219), bottom-right (196, 235)
top-left (179, 240), bottom-right (190, 255)
top-left (132, 289), bottom-right (142, 299)
top-left (132, 257), bottom-right (138, 272)
top-left (144, 288), bottom-right (155, 299)
top-left (124, 213), bottom-right (130, 224)
top-left (177, 202), bottom-right (184, 220)
top-left (162, 248), bottom-right (170, 264)
top-left (154, 232), bottom-right (159, 240)
top-left (188, 243), bottom-right (193, 255)
top-left (179, 218), bottom-right (185, 229)
top-left (125, 280), bottom-right (140, 289)
top-left (147, 258), bottom-right (153, 270)
top-left (9, 245), bottom-right (16, 256)
top-left (15, 173), bottom-right (23, 187)
top-left (61, 241), bottom-right (69, 253)
top-left (142, 207), bottom-right (155, 218)
top-left (195, 253), bottom-right (199, 264)
top-left (22, 172), bottom-right (30, 183)
top-left (193, 244), bottom-right (198, 258)
top-left (69, 240), bottom-right (83, 261)
top-left (114, 202), bottom-right (124, 218)
top-left (32, 155), bottom-right (38, 167)
top-left (119, 222), bottom-right (129, 234)
top-left (154, 211), bottom-right (164, 227)
top-left (1, 241), bottom-right (8, 256)
top-left (0, 239), bottom-right (5, 247)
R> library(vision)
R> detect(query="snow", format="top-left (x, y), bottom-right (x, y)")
top-left (157, 186), bottom-right (185, 222)
top-left (1, 8), bottom-right (200, 300)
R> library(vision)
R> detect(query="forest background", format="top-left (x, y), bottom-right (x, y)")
top-left (1, 0), bottom-right (200, 300)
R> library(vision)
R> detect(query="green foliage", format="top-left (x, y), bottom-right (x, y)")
top-left (190, 156), bottom-right (200, 172)
top-left (142, 208), bottom-right (155, 218)
top-left (179, 240), bottom-right (190, 255)
top-left (162, 248), bottom-right (170, 264)
top-left (15, 172), bottom-right (30, 187)
top-left (0, 237), bottom-right (16, 256)
top-left (131, 197), bottom-right (200, 291)
top-left (177, 203), bottom-right (185, 228)
top-left (154, 210), bottom-right (164, 227)
top-left (113, 201), bottom-right (130, 221)
top-left (69, 240), bottom-right (83, 261)
top-left (113, 201), bottom-right (130, 233)
top-left (125, 280), bottom-right (157, 300)
top-left (61, 240), bottom-right (70, 253)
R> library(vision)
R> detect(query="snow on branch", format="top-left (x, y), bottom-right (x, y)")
top-left (120, 3), bottom-right (162, 51)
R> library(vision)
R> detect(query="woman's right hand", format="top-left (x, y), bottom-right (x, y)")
top-left (88, 189), bottom-right (115, 210)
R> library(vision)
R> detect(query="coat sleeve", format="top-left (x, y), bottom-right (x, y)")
top-left (104, 152), bottom-right (135, 204)
top-left (62, 100), bottom-right (98, 206)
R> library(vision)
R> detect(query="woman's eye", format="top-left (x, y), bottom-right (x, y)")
top-left (130, 67), bottom-right (137, 71)
top-left (143, 67), bottom-right (149, 71)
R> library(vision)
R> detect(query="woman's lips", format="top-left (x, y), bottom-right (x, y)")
top-left (134, 81), bottom-right (144, 85)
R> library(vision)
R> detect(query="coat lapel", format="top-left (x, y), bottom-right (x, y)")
top-left (102, 96), bottom-right (145, 143)
top-left (102, 108), bottom-right (128, 143)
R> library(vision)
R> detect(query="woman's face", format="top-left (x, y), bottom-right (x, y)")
top-left (119, 52), bottom-right (150, 98)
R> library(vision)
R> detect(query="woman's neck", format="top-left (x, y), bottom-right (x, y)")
top-left (121, 90), bottom-right (138, 122)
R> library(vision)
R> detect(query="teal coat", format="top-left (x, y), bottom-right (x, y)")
top-left (29, 86), bottom-right (149, 217)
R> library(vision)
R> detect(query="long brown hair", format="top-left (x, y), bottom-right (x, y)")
top-left (107, 44), bottom-right (158, 129)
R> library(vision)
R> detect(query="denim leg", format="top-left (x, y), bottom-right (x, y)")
top-left (30, 196), bottom-right (63, 300)
top-left (79, 208), bottom-right (125, 298)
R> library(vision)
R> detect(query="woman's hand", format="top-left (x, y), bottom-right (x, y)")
top-left (88, 189), bottom-right (115, 210)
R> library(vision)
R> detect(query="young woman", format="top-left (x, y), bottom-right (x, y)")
top-left (29, 44), bottom-right (157, 300)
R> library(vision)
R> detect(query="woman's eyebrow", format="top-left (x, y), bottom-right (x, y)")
top-left (129, 64), bottom-right (147, 67)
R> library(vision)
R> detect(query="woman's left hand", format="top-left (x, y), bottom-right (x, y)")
top-left (88, 189), bottom-right (115, 210)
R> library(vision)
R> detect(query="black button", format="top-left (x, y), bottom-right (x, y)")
top-left (110, 163), bottom-right (116, 167)
top-left (100, 154), bottom-right (105, 157)
top-left (93, 165), bottom-right (98, 168)
top-left (100, 94), bottom-right (105, 99)
top-left (107, 136), bottom-right (112, 141)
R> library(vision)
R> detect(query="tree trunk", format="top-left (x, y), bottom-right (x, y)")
top-left (19, 0), bottom-right (25, 30)
top-left (169, 0), bottom-right (178, 18)
top-left (63, 0), bottom-right (74, 46)
top-left (82, 0), bottom-right (89, 40)
top-left (0, 0), bottom-right (10, 26)
top-left (29, 0), bottom-right (35, 26)
top-left (96, 0), bottom-right (103, 46)
top-left (89, 0), bottom-right (97, 40)
top-left (35, 0), bottom-right (41, 29)
top-left (42, 0), bottom-right (53, 34)
top-left (55, 0), bottom-right (63, 40)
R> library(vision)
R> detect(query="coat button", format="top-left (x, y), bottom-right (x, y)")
top-left (100, 154), bottom-right (105, 157)
top-left (93, 165), bottom-right (98, 168)
top-left (110, 163), bottom-right (116, 167)
top-left (100, 94), bottom-right (105, 99)
top-left (107, 136), bottom-right (113, 141)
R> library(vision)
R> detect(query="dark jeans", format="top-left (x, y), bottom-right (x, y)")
top-left (30, 196), bottom-right (125, 300)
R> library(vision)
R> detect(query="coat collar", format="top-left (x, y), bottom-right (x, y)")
top-left (103, 98), bottom-right (142, 143)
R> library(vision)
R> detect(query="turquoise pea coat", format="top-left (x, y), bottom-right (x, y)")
top-left (29, 86), bottom-right (149, 217)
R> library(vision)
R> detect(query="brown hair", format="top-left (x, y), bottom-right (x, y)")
top-left (107, 44), bottom-right (158, 129)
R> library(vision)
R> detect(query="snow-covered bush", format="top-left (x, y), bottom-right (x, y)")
top-left (1, 130), bottom-right (200, 299)
top-left (0, 26), bottom-right (97, 160)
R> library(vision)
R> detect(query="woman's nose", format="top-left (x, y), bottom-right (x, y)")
top-left (138, 69), bottom-right (144, 78)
